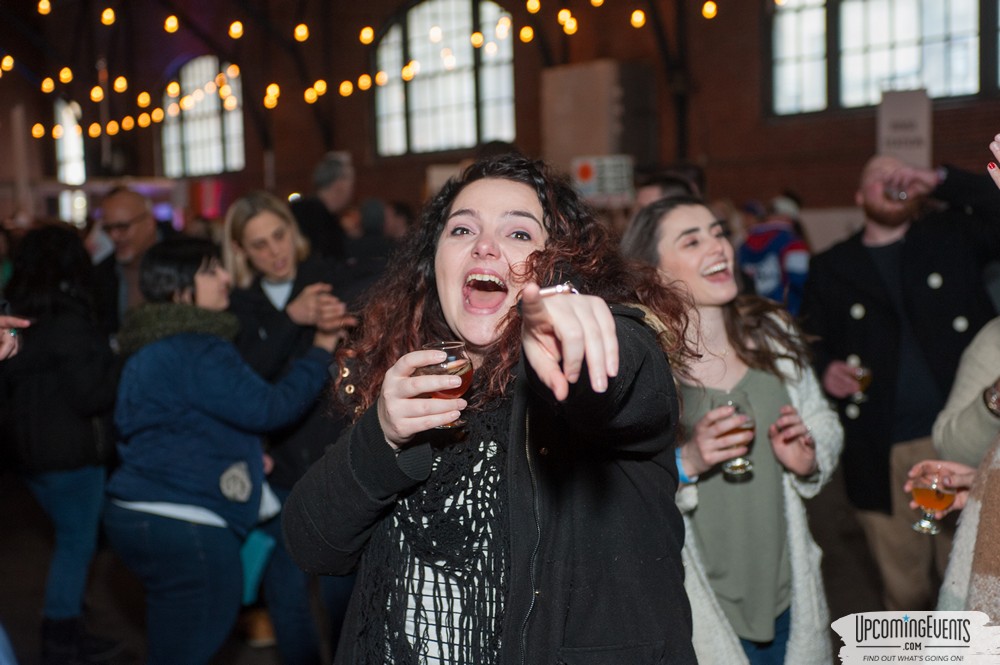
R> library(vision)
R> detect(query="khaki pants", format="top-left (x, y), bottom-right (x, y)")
top-left (855, 436), bottom-right (955, 611)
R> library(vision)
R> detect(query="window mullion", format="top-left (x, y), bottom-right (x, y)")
top-left (472, 0), bottom-right (483, 144)
top-left (828, 0), bottom-right (841, 109)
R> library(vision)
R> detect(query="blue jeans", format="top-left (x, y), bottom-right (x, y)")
top-left (740, 607), bottom-right (791, 665)
top-left (260, 489), bottom-right (355, 665)
top-left (102, 502), bottom-right (242, 665)
top-left (24, 466), bottom-right (106, 620)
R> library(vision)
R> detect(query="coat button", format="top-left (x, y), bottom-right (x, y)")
top-left (953, 316), bottom-right (969, 332)
top-left (344, 384), bottom-right (356, 394)
top-left (846, 404), bottom-right (860, 419)
top-left (850, 304), bottom-right (865, 320)
top-left (927, 273), bottom-right (943, 289)
top-left (341, 366), bottom-right (351, 378)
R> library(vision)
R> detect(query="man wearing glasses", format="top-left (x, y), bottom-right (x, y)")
top-left (93, 186), bottom-right (164, 342)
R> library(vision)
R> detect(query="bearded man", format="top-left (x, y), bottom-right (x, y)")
top-left (801, 155), bottom-right (1000, 612)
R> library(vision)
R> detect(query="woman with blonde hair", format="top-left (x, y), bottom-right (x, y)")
top-left (223, 190), bottom-right (362, 663)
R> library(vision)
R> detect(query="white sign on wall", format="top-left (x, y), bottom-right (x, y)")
top-left (877, 89), bottom-right (932, 168)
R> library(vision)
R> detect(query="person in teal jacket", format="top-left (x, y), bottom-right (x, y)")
top-left (103, 237), bottom-right (341, 665)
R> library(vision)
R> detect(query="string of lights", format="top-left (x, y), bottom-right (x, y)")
top-left (1, 0), bottom-right (753, 141)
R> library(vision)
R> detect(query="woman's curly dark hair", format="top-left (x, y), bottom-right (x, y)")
top-left (338, 154), bottom-right (695, 418)
top-left (621, 194), bottom-right (812, 379)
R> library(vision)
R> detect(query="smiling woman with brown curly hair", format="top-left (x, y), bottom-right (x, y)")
top-left (283, 154), bottom-right (699, 665)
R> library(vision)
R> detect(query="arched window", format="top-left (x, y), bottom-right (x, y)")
top-left (54, 98), bottom-right (87, 226)
top-left (162, 55), bottom-right (245, 177)
top-left (375, 0), bottom-right (516, 156)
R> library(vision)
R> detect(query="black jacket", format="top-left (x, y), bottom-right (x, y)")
top-left (1, 292), bottom-right (118, 472)
top-left (228, 256), bottom-right (373, 489)
top-left (283, 307), bottom-right (696, 664)
top-left (800, 168), bottom-right (1000, 512)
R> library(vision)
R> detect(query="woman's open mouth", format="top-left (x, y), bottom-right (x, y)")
top-left (463, 272), bottom-right (509, 311)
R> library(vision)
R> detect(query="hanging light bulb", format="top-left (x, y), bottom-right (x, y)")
top-left (41, 77), bottom-right (55, 93)
top-left (563, 17), bottom-right (578, 34)
top-left (121, 115), bottom-right (135, 131)
top-left (630, 10), bottom-right (646, 28)
top-left (90, 86), bottom-right (104, 102)
top-left (59, 67), bottom-right (73, 83)
top-left (314, 79), bottom-right (328, 95)
top-left (519, 26), bottom-right (534, 42)
top-left (137, 113), bottom-right (151, 128)
top-left (429, 26), bottom-right (443, 43)
top-left (294, 23), bottom-right (309, 42)
top-left (151, 108), bottom-right (165, 122)
top-left (37, 1), bottom-right (51, 15)
top-left (591, 0), bottom-right (604, 6)
top-left (2, 55), bottom-right (14, 71)
top-left (31, 123), bottom-right (45, 138)
top-left (557, 9), bottom-right (571, 25)
top-left (470, 31), bottom-right (485, 48)
top-left (106, 120), bottom-right (119, 135)
top-left (702, 1), bottom-right (718, 19)
top-left (339, 80), bottom-right (353, 97)
top-left (359, 26), bottom-right (374, 44)
top-left (166, 81), bottom-right (181, 97)
top-left (526, 0), bottom-right (540, 14)
top-left (357, 74), bottom-right (372, 91)
top-left (304, 88), bottom-right (318, 104)
top-left (227, 64), bottom-right (240, 78)
top-left (164, 15), bottom-right (179, 33)
top-left (229, 21), bottom-right (244, 39)
top-left (101, 8), bottom-right (115, 25)
top-left (88, 122), bottom-right (102, 138)
top-left (375, 71), bottom-right (388, 86)
top-left (223, 96), bottom-right (238, 111)
top-left (167, 103), bottom-right (180, 116)
top-left (113, 76), bottom-right (127, 93)
top-left (263, 95), bottom-right (278, 110)
top-left (137, 91), bottom-right (151, 108)
top-left (266, 83), bottom-right (280, 98)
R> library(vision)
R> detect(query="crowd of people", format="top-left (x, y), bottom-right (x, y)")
top-left (1, 134), bottom-right (1000, 665)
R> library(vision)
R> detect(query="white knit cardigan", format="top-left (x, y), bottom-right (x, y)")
top-left (676, 344), bottom-right (843, 665)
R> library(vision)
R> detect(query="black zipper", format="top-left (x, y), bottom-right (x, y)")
top-left (518, 410), bottom-right (542, 665)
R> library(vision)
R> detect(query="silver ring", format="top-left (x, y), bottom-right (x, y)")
top-left (538, 281), bottom-right (580, 297)
top-left (7, 328), bottom-right (16, 338)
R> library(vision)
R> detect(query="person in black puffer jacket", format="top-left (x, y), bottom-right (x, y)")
top-left (1, 224), bottom-right (120, 665)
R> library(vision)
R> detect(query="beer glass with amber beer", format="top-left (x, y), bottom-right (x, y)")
top-left (711, 389), bottom-right (756, 479)
top-left (415, 341), bottom-right (473, 428)
top-left (910, 466), bottom-right (956, 535)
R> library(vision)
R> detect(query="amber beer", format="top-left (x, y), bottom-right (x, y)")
top-left (912, 485), bottom-right (956, 512)
top-left (418, 358), bottom-right (473, 399)
top-left (855, 367), bottom-right (873, 393)
top-left (720, 421), bottom-right (755, 439)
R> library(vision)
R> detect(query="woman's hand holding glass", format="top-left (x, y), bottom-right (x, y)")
top-left (377, 348), bottom-right (470, 449)
top-left (904, 459), bottom-right (976, 521)
top-left (680, 404), bottom-right (755, 479)
top-left (519, 282), bottom-right (618, 402)
top-left (768, 405), bottom-right (817, 477)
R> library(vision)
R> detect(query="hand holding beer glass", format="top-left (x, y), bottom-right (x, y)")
top-left (846, 355), bottom-right (872, 403)
top-left (711, 389), bottom-right (755, 479)
top-left (908, 465), bottom-right (956, 535)
top-left (414, 341), bottom-right (473, 428)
